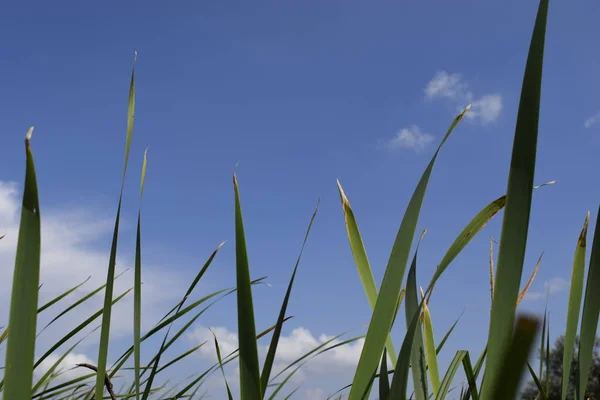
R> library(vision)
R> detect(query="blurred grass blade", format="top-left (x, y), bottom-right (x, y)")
top-left (349, 106), bottom-right (470, 400)
top-left (233, 173), bottom-right (262, 399)
top-left (337, 181), bottom-right (397, 366)
top-left (379, 349), bottom-right (390, 400)
top-left (3, 127), bottom-right (41, 400)
top-left (134, 148), bottom-right (148, 400)
top-left (261, 200), bottom-right (319, 393)
top-left (561, 213), bottom-right (589, 400)
top-left (37, 275), bottom-right (91, 314)
top-left (95, 52), bottom-right (137, 400)
top-left (490, 315), bottom-right (540, 400)
top-left (479, 0), bottom-right (549, 396)
top-left (421, 287), bottom-right (440, 397)
top-left (404, 231), bottom-right (428, 400)
top-left (577, 207), bottom-right (600, 400)
top-left (435, 350), bottom-right (467, 400)
top-left (212, 331), bottom-right (234, 400)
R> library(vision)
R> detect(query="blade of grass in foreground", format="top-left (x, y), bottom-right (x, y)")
top-left (260, 200), bottom-right (320, 393)
top-left (134, 148), bottom-right (148, 400)
top-left (479, 0), bottom-right (549, 396)
top-left (3, 127), bottom-right (41, 400)
top-left (233, 172), bottom-right (262, 400)
top-left (490, 315), bottom-right (540, 400)
top-left (577, 207), bottom-right (600, 400)
top-left (421, 288), bottom-right (440, 397)
top-left (337, 181), bottom-right (397, 366)
top-left (95, 52), bottom-right (137, 400)
top-left (349, 105), bottom-right (470, 400)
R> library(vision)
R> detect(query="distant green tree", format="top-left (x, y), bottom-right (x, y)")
top-left (521, 335), bottom-right (600, 400)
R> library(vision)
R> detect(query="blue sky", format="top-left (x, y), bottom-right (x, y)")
top-left (1, 0), bottom-right (600, 398)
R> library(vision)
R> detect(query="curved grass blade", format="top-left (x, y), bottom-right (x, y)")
top-left (349, 106), bottom-right (470, 400)
top-left (261, 200), bottom-right (320, 393)
top-left (37, 275), bottom-right (91, 314)
top-left (479, 0), bottom-right (549, 395)
top-left (577, 207), bottom-right (600, 400)
top-left (233, 173), bottom-right (262, 400)
top-left (133, 147), bottom-right (148, 400)
top-left (337, 181), bottom-right (397, 366)
top-left (490, 315), bottom-right (540, 400)
top-left (212, 332), bottom-right (234, 400)
top-left (561, 213), bottom-right (589, 400)
top-left (283, 385), bottom-right (301, 400)
top-left (517, 252), bottom-right (544, 306)
top-left (3, 127), bottom-right (41, 400)
top-left (379, 349), bottom-right (390, 400)
top-left (95, 52), bottom-right (137, 400)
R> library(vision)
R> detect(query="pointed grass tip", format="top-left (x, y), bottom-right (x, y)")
top-left (133, 51), bottom-right (138, 64)
top-left (25, 126), bottom-right (34, 143)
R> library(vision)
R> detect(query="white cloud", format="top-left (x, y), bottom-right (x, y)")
top-left (584, 111), bottom-right (600, 128)
top-left (388, 125), bottom-right (434, 151)
top-left (424, 70), bottom-right (503, 125)
top-left (524, 277), bottom-right (569, 301)
top-left (36, 352), bottom-right (95, 383)
top-left (305, 387), bottom-right (326, 399)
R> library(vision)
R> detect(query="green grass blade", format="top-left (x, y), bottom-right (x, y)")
top-left (37, 269), bottom-right (128, 337)
top-left (37, 275), bottom-right (91, 314)
top-left (422, 290), bottom-right (440, 397)
top-left (261, 200), bottom-right (319, 393)
top-left (349, 106), bottom-right (469, 400)
top-left (133, 148), bottom-right (148, 400)
top-left (435, 350), bottom-right (467, 400)
top-left (479, 1), bottom-right (549, 396)
top-left (539, 306), bottom-right (547, 379)
top-left (577, 207), bottom-right (600, 400)
top-left (379, 349), bottom-right (390, 400)
top-left (283, 385), bottom-right (301, 400)
top-left (3, 127), bottom-right (41, 400)
top-left (233, 173), bottom-right (262, 400)
top-left (95, 53), bottom-right (137, 400)
top-left (436, 307), bottom-right (465, 355)
top-left (337, 181), bottom-right (397, 366)
top-left (156, 342), bottom-right (207, 374)
top-left (526, 361), bottom-right (548, 400)
top-left (461, 352), bottom-right (479, 400)
top-left (490, 315), bottom-right (540, 400)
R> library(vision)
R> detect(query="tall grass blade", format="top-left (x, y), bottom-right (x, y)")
top-left (561, 212), bottom-right (589, 400)
top-left (349, 106), bottom-right (470, 399)
top-left (379, 349), bottom-right (390, 400)
top-left (577, 207), bottom-right (600, 400)
top-left (134, 148), bottom-right (148, 400)
top-left (261, 200), bottom-right (319, 393)
top-left (3, 127), bottom-right (41, 400)
top-left (95, 52), bottom-right (137, 400)
top-left (421, 288), bottom-right (440, 397)
top-left (479, 0), bottom-right (549, 395)
top-left (490, 315), bottom-right (540, 400)
top-left (337, 181), bottom-right (397, 366)
top-left (233, 173), bottom-right (262, 399)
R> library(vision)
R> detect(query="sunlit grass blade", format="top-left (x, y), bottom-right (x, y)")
top-left (337, 181), bottom-right (397, 366)
top-left (421, 287), bottom-right (440, 397)
top-left (561, 212), bottom-right (589, 400)
top-left (95, 52), bottom-right (137, 400)
top-left (526, 361), bottom-right (548, 400)
top-left (479, 0), bottom-right (549, 395)
top-left (37, 275), bottom-right (91, 314)
top-left (261, 200), bottom-right (320, 393)
top-left (379, 349), bottom-right (390, 400)
top-left (3, 127), bottom-right (41, 400)
top-left (134, 147), bottom-right (148, 400)
top-left (577, 206), bottom-right (600, 400)
top-left (233, 173), bottom-right (262, 399)
top-left (490, 315), bottom-right (540, 400)
top-left (349, 106), bottom-right (470, 400)
top-left (37, 269), bottom-right (128, 337)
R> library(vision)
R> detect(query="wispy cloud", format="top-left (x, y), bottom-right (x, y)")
top-left (523, 277), bottom-right (569, 301)
top-left (425, 70), bottom-right (503, 125)
top-left (584, 111), bottom-right (600, 129)
top-left (387, 125), bottom-right (434, 151)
